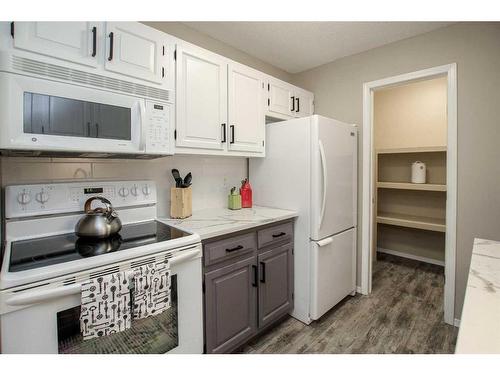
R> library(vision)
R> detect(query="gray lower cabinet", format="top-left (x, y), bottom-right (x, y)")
top-left (204, 255), bottom-right (257, 354)
top-left (258, 243), bottom-right (293, 328)
top-left (203, 220), bottom-right (294, 353)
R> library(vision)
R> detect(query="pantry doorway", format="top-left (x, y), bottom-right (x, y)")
top-left (360, 64), bottom-right (457, 326)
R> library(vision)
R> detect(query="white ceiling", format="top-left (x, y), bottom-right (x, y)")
top-left (183, 22), bottom-right (453, 74)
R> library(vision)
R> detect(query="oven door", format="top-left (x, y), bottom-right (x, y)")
top-left (0, 246), bottom-right (203, 354)
top-left (0, 72), bottom-right (145, 155)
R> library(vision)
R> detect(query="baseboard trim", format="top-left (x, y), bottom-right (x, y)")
top-left (454, 318), bottom-right (460, 327)
top-left (377, 247), bottom-right (445, 267)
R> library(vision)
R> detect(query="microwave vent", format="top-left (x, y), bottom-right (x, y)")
top-left (11, 55), bottom-right (171, 103)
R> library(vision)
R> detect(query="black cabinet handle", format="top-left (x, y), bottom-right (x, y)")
top-left (225, 245), bottom-right (243, 253)
top-left (260, 262), bottom-right (266, 283)
top-left (221, 123), bottom-right (226, 143)
top-left (87, 122), bottom-right (91, 136)
top-left (252, 265), bottom-right (258, 287)
top-left (162, 67), bottom-right (165, 78)
top-left (230, 125), bottom-right (235, 144)
top-left (108, 32), bottom-right (114, 61)
top-left (91, 26), bottom-right (97, 57)
top-left (272, 232), bottom-right (287, 238)
top-left (95, 123), bottom-right (99, 138)
top-left (296, 97), bottom-right (300, 113)
top-left (291, 96), bottom-right (295, 112)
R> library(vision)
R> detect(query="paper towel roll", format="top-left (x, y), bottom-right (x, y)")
top-left (411, 161), bottom-right (426, 184)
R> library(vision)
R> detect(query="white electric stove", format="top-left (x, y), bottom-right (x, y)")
top-left (0, 180), bottom-right (203, 354)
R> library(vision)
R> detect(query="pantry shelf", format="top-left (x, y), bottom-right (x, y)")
top-left (377, 212), bottom-right (446, 233)
top-left (377, 181), bottom-right (447, 192)
top-left (376, 146), bottom-right (447, 154)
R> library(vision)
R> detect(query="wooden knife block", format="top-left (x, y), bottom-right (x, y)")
top-left (170, 187), bottom-right (192, 219)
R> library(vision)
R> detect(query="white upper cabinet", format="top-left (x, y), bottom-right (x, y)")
top-left (104, 22), bottom-right (174, 86)
top-left (293, 88), bottom-right (314, 117)
top-left (12, 22), bottom-right (100, 68)
top-left (265, 77), bottom-right (314, 120)
top-left (176, 43), bottom-right (228, 151)
top-left (267, 78), bottom-right (294, 117)
top-left (227, 63), bottom-right (265, 154)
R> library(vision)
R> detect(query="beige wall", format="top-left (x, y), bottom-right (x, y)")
top-left (292, 22), bottom-right (500, 319)
top-left (374, 76), bottom-right (447, 150)
top-left (143, 22), bottom-right (293, 83)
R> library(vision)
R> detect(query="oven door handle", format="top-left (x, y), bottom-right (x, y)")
top-left (5, 247), bottom-right (200, 307)
top-left (5, 283), bottom-right (82, 307)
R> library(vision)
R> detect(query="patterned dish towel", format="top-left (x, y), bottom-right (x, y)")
top-left (132, 260), bottom-right (171, 320)
top-left (80, 270), bottom-right (133, 341)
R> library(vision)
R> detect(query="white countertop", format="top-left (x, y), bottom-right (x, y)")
top-left (455, 238), bottom-right (500, 353)
top-left (158, 206), bottom-right (298, 240)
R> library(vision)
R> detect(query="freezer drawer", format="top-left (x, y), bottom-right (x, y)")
top-left (310, 228), bottom-right (356, 320)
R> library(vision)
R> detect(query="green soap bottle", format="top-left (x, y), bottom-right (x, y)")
top-left (228, 187), bottom-right (242, 210)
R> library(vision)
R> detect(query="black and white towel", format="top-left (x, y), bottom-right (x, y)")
top-left (132, 260), bottom-right (171, 320)
top-left (80, 270), bottom-right (133, 341)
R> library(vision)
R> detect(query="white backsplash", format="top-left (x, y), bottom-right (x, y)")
top-left (0, 155), bottom-right (247, 217)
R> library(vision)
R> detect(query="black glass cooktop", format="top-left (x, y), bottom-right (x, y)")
top-left (9, 221), bottom-right (190, 272)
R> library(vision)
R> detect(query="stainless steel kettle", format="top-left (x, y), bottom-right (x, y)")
top-left (75, 196), bottom-right (122, 238)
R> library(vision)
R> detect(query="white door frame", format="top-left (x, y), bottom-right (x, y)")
top-left (360, 63), bottom-right (457, 325)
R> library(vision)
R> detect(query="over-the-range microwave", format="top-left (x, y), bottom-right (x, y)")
top-left (0, 71), bottom-right (175, 158)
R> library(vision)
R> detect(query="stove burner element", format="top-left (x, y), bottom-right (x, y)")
top-left (76, 235), bottom-right (123, 257)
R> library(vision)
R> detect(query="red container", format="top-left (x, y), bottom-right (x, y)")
top-left (240, 179), bottom-right (253, 208)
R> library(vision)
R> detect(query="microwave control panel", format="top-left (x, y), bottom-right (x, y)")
top-left (145, 101), bottom-right (174, 154)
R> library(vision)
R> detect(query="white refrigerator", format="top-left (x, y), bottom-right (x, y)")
top-left (250, 115), bottom-right (357, 324)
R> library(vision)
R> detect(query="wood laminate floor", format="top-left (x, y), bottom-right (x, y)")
top-left (238, 253), bottom-right (458, 354)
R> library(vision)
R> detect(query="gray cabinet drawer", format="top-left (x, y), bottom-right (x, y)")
top-left (204, 232), bottom-right (257, 267)
top-left (257, 222), bottom-right (293, 249)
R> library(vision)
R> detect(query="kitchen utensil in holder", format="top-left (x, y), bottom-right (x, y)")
top-left (170, 186), bottom-right (192, 218)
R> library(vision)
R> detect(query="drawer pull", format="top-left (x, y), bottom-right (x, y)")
top-left (272, 232), bottom-right (287, 238)
top-left (226, 245), bottom-right (244, 253)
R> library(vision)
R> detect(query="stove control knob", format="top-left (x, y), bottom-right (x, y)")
top-left (118, 187), bottom-right (129, 197)
top-left (130, 186), bottom-right (139, 197)
top-left (142, 185), bottom-right (151, 196)
top-left (35, 191), bottom-right (49, 204)
top-left (17, 192), bottom-right (31, 205)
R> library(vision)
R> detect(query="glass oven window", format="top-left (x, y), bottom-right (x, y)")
top-left (57, 275), bottom-right (178, 354)
top-left (23, 92), bottom-right (131, 141)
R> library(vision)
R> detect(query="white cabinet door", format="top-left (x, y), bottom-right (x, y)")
top-left (176, 43), bottom-right (227, 151)
top-left (13, 22), bottom-right (100, 68)
top-left (104, 22), bottom-right (172, 85)
top-left (267, 79), bottom-right (293, 117)
top-left (294, 89), bottom-right (314, 117)
top-left (228, 63), bottom-right (265, 154)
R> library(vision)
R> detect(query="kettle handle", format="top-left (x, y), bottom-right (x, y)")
top-left (84, 196), bottom-right (113, 214)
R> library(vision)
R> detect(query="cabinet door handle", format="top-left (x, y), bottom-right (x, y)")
top-left (95, 123), bottom-right (99, 138)
top-left (162, 67), bottom-right (165, 78)
top-left (291, 96), bottom-right (295, 112)
top-left (272, 232), bottom-right (286, 238)
top-left (296, 97), bottom-right (300, 113)
top-left (91, 26), bottom-right (97, 57)
top-left (87, 122), bottom-right (91, 136)
top-left (108, 32), bottom-right (114, 61)
top-left (221, 123), bottom-right (226, 143)
top-left (260, 262), bottom-right (266, 283)
top-left (252, 265), bottom-right (258, 287)
top-left (230, 125), bottom-right (235, 144)
top-left (225, 245), bottom-right (243, 253)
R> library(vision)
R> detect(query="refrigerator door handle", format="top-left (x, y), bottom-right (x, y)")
top-left (319, 139), bottom-right (328, 229)
top-left (317, 237), bottom-right (333, 247)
